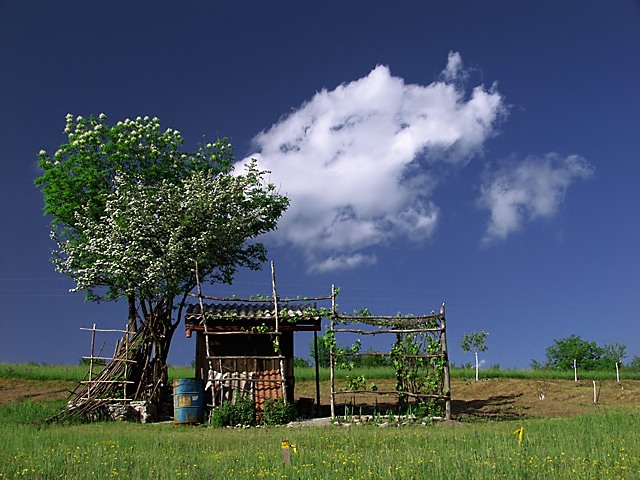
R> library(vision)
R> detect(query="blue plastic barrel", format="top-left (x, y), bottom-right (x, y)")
top-left (173, 378), bottom-right (204, 424)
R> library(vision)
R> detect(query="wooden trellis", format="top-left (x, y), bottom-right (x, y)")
top-left (329, 286), bottom-right (451, 421)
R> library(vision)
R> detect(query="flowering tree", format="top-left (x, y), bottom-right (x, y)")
top-left (36, 114), bottom-right (289, 408)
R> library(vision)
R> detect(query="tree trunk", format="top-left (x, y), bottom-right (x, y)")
top-left (474, 351), bottom-right (479, 382)
top-left (127, 297), bottom-right (178, 415)
top-left (127, 294), bottom-right (138, 332)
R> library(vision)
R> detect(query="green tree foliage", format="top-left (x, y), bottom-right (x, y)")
top-left (354, 347), bottom-right (392, 368)
top-left (309, 330), bottom-right (381, 369)
top-left (459, 331), bottom-right (489, 382)
top-left (544, 335), bottom-right (605, 371)
top-left (309, 330), bottom-right (332, 368)
top-left (601, 341), bottom-right (627, 370)
top-left (35, 114), bottom-right (289, 407)
top-left (627, 355), bottom-right (640, 371)
top-left (533, 337), bottom-right (629, 372)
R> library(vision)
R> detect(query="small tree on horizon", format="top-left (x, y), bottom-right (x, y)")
top-left (544, 335), bottom-right (604, 371)
top-left (601, 341), bottom-right (627, 370)
top-left (460, 331), bottom-right (489, 382)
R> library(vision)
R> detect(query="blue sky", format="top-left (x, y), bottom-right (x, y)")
top-left (1, 1), bottom-right (639, 369)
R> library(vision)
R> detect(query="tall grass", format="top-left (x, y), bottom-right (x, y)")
top-left (2, 364), bottom-right (639, 478)
top-left (0, 363), bottom-right (94, 382)
top-left (452, 366), bottom-right (640, 381)
top-left (0, 400), bottom-right (638, 479)
top-left (0, 363), bottom-right (195, 382)
top-left (3, 363), bottom-right (637, 383)
top-left (294, 365), bottom-right (640, 382)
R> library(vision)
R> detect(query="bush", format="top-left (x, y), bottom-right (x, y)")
top-left (209, 398), bottom-right (256, 427)
top-left (262, 399), bottom-right (296, 425)
top-left (410, 399), bottom-right (444, 419)
top-left (293, 357), bottom-right (310, 368)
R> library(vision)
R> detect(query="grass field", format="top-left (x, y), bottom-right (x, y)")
top-left (0, 399), bottom-right (638, 479)
top-left (2, 363), bottom-right (639, 383)
top-left (0, 363), bottom-right (195, 383)
top-left (294, 365), bottom-right (640, 382)
top-left (1, 364), bottom-right (639, 479)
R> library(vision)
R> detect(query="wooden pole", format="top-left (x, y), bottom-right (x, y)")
top-left (88, 323), bottom-right (96, 401)
top-left (271, 261), bottom-right (287, 402)
top-left (195, 261), bottom-right (216, 406)
top-left (330, 284), bottom-right (336, 418)
top-left (313, 328), bottom-right (320, 417)
top-left (124, 326), bottom-right (129, 401)
top-left (439, 303), bottom-right (452, 421)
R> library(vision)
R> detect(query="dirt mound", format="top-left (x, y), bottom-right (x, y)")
top-left (297, 377), bottom-right (640, 420)
top-left (451, 378), bottom-right (640, 420)
top-left (2, 377), bottom-right (639, 420)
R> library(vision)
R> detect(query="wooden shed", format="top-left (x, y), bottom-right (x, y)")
top-left (185, 302), bottom-right (322, 410)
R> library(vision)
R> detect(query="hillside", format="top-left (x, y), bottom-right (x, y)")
top-left (3, 376), bottom-right (638, 420)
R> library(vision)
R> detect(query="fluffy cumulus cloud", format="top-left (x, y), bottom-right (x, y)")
top-left (478, 154), bottom-right (594, 243)
top-left (241, 52), bottom-right (506, 272)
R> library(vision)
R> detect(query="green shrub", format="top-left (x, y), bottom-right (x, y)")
top-left (262, 399), bottom-right (296, 425)
top-left (409, 399), bottom-right (443, 419)
top-left (209, 398), bottom-right (255, 427)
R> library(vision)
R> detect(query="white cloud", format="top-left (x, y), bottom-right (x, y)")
top-left (310, 253), bottom-right (378, 274)
top-left (241, 52), bottom-right (506, 271)
top-left (478, 154), bottom-right (594, 243)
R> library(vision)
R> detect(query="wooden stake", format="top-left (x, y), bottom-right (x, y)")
top-left (330, 284), bottom-right (336, 419)
top-left (313, 328), bottom-right (320, 417)
top-left (271, 261), bottom-right (287, 402)
top-left (281, 440), bottom-right (291, 465)
top-left (88, 323), bottom-right (96, 401)
top-left (195, 261), bottom-right (216, 406)
top-left (439, 303), bottom-right (452, 421)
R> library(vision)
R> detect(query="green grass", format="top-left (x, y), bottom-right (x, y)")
top-left (452, 366), bottom-right (640, 381)
top-left (0, 363), bottom-right (195, 382)
top-left (3, 363), bottom-right (638, 383)
top-left (0, 400), bottom-right (638, 479)
top-left (2, 364), bottom-right (640, 478)
top-left (0, 363), bottom-right (96, 382)
top-left (294, 365), bottom-right (640, 382)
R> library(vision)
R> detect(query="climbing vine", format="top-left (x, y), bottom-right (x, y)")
top-left (330, 307), bottom-right (449, 419)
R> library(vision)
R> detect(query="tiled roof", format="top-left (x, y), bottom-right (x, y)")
top-left (186, 302), bottom-right (319, 321)
top-left (184, 302), bottom-right (323, 333)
